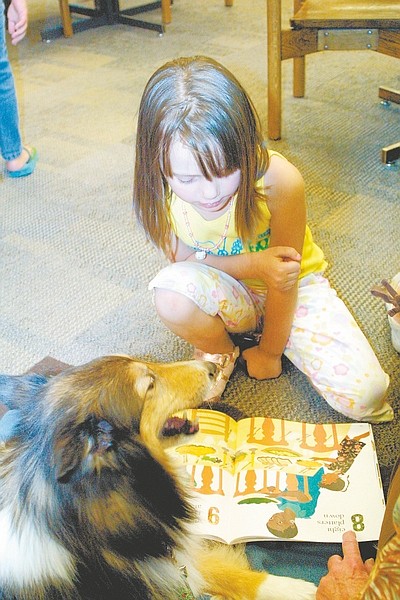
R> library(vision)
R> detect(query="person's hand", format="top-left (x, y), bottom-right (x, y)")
top-left (317, 531), bottom-right (375, 600)
top-left (242, 345), bottom-right (282, 380)
top-left (247, 246), bottom-right (301, 292)
top-left (7, 0), bottom-right (28, 45)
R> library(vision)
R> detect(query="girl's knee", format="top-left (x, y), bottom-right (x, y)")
top-left (324, 369), bottom-right (393, 423)
top-left (153, 288), bottom-right (200, 324)
top-left (356, 370), bottom-right (393, 423)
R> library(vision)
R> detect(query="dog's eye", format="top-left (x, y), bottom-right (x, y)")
top-left (146, 375), bottom-right (155, 392)
top-left (97, 420), bottom-right (113, 434)
top-left (135, 372), bottom-right (156, 397)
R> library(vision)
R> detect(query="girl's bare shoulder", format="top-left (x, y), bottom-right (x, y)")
top-left (263, 153), bottom-right (305, 210)
top-left (264, 152), bottom-right (303, 190)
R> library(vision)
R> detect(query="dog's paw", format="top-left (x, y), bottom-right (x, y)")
top-left (257, 574), bottom-right (316, 600)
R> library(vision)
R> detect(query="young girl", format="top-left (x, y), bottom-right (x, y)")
top-left (133, 55), bottom-right (392, 423)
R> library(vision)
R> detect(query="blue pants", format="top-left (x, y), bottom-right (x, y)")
top-left (0, 0), bottom-right (22, 161)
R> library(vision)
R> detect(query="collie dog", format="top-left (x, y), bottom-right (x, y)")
top-left (0, 355), bottom-right (316, 599)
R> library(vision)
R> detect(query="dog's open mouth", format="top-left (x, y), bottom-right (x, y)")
top-left (161, 414), bottom-right (199, 437)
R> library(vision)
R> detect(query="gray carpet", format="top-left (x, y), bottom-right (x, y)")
top-left (1, 0), bottom-right (399, 491)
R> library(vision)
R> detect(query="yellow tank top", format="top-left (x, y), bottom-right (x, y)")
top-left (169, 151), bottom-right (327, 293)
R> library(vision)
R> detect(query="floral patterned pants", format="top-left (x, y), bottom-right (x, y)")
top-left (149, 263), bottom-right (392, 423)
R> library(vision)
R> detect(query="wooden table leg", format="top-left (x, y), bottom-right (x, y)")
top-left (161, 0), bottom-right (171, 24)
top-left (58, 0), bottom-right (74, 37)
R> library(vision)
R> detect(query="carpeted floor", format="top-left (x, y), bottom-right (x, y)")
top-left (1, 0), bottom-right (399, 494)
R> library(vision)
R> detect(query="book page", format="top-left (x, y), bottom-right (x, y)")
top-left (186, 466), bottom-right (237, 543)
top-left (167, 412), bottom-right (385, 543)
top-left (166, 409), bottom-right (238, 543)
top-left (232, 419), bottom-right (385, 542)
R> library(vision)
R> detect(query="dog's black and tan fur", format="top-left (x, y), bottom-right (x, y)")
top-left (0, 355), bottom-right (316, 600)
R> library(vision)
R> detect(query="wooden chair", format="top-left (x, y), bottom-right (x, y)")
top-left (267, 0), bottom-right (400, 140)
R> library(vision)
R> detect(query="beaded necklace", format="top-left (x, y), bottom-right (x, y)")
top-left (181, 197), bottom-right (234, 260)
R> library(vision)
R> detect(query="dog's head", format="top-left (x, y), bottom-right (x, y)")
top-left (1, 357), bottom-right (217, 594)
top-left (35, 355), bottom-right (217, 482)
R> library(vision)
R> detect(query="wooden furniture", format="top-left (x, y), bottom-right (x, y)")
top-left (45, 0), bottom-right (171, 39)
top-left (51, 0), bottom-right (232, 40)
top-left (379, 86), bottom-right (400, 165)
top-left (267, 0), bottom-right (400, 140)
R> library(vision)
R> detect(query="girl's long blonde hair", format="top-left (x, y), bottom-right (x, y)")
top-left (133, 56), bottom-right (269, 256)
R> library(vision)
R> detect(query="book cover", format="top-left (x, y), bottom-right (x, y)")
top-left (166, 409), bottom-right (385, 544)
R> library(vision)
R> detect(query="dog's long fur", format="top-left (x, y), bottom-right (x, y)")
top-left (0, 355), bottom-right (316, 600)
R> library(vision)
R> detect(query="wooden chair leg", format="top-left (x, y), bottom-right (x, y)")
top-left (225, 0), bottom-right (234, 6)
top-left (292, 0), bottom-right (305, 98)
top-left (293, 56), bottom-right (305, 97)
top-left (267, 0), bottom-right (282, 140)
top-left (161, 0), bottom-right (171, 24)
top-left (379, 87), bottom-right (400, 165)
top-left (58, 0), bottom-right (73, 37)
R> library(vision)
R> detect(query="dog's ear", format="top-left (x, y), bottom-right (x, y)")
top-left (53, 417), bottom-right (117, 482)
top-left (53, 434), bottom-right (82, 482)
top-left (0, 373), bottom-right (49, 410)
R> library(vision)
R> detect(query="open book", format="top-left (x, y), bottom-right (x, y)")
top-left (166, 409), bottom-right (385, 544)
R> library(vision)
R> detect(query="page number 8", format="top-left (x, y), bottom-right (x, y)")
top-left (351, 514), bottom-right (365, 531)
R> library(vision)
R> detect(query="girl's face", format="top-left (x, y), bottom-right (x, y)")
top-left (165, 138), bottom-right (241, 218)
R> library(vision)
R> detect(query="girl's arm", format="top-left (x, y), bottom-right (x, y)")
top-left (242, 155), bottom-right (306, 379)
top-left (170, 233), bottom-right (302, 293)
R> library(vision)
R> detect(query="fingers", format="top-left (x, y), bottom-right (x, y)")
top-left (9, 20), bottom-right (28, 44)
top-left (326, 554), bottom-right (344, 570)
top-left (326, 532), bottom-right (375, 577)
top-left (271, 246), bottom-right (302, 262)
top-left (341, 530), bottom-right (363, 562)
top-left (10, 29), bottom-right (27, 45)
top-left (326, 532), bottom-right (362, 571)
top-left (365, 558), bottom-right (375, 574)
top-left (325, 531), bottom-right (366, 576)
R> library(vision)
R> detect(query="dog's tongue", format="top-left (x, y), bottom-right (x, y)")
top-left (162, 416), bottom-right (199, 437)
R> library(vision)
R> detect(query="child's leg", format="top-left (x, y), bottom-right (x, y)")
top-left (0, 7), bottom-right (22, 163)
top-left (153, 287), bottom-right (235, 354)
top-left (149, 263), bottom-right (261, 399)
top-left (149, 262), bottom-right (262, 350)
top-left (285, 273), bottom-right (392, 423)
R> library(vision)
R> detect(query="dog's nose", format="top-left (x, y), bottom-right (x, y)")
top-left (206, 362), bottom-right (218, 379)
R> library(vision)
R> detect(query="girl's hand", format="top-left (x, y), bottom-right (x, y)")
top-left (242, 346), bottom-right (282, 380)
top-left (248, 246), bottom-right (301, 292)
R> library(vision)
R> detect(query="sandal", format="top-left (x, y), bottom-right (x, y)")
top-left (371, 274), bottom-right (400, 352)
top-left (7, 147), bottom-right (38, 178)
top-left (193, 346), bottom-right (240, 402)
